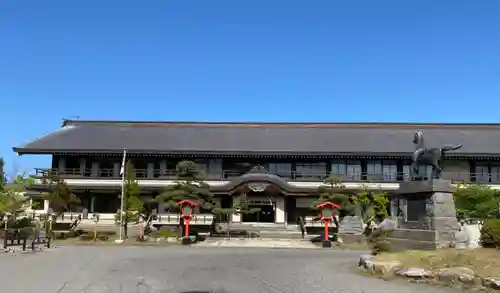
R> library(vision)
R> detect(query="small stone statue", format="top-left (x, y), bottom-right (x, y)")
top-left (411, 130), bottom-right (463, 180)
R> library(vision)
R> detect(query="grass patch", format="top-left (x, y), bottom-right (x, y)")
top-left (374, 248), bottom-right (500, 278)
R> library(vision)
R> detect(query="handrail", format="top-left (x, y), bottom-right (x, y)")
top-left (33, 168), bottom-right (500, 183)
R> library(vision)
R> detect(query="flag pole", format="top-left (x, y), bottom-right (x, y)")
top-left (115, 148), bottom-right (127, 244)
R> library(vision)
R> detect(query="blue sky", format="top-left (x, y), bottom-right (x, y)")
top-left (1, 0), bottom-right (499, 174)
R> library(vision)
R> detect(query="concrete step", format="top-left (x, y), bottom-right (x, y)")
top-left (260, 233), bottom-right (307, 239)
top-left (231, 224), bottom-right (300, 231)
top-left (197, 238), bottom-right (317, 249)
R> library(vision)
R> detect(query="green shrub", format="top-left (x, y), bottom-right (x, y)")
top-left (6, 217), bottom-right (35, 229)
top-left (480, 219), bottom-right (500, 248)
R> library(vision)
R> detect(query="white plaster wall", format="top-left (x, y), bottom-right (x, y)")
top-left (275, 197), bottom-right (285, 223)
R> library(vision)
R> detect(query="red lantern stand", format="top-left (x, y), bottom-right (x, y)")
top-left (176, 200), bottom-right (200, 245)
top-left (316, 202), bottom-right (340, 248)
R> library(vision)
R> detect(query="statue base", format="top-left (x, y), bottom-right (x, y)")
top-left (387, 179), bottom-right (459, 250)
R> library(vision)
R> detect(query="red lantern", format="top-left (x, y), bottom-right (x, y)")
top-left (316, 202), bottom-right (340, 247)
top-left (176, 200), bottom-right (200, 240)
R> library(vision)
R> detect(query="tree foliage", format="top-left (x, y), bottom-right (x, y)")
top-left (454, 183), bottom-right (500, 220)
top-left (311, 175), bottom-right (356, 219)
top-left (41, 171), bottom-right (80, 216)
top-left (354, 187), bottom-right (389, 223)
top-left (0, 158), bottom-right (33, 215)
top-left (0, 157), bottom-right (5, 191)
top-left (0, 175), bottom-right (33, 215)
top-left (115, 161), bottom-right (144, 224)
top-left (480, 219), bottom-right (500, 248)
top-left (155, 160), bottom-right (215, 212)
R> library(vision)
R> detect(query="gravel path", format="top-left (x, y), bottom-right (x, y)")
top-left (0, 246), bottom-right (459, 293)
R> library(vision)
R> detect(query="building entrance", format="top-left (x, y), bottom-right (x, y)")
top-left (241, 199), bottom-right (275, 223)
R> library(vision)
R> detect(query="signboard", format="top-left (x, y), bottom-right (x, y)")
top-left (182, 206), bottom-right (192, 216)
top-left (322, 208), bottom-right (332, 218)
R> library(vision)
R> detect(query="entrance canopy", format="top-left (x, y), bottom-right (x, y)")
top-left (211, 165), bottom-right (308, 194)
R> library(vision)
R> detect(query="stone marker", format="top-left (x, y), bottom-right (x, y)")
top-left (388, 179), bottom-right (460, 250)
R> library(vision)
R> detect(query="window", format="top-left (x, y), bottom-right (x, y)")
top-left (295, 162), bottom-right (327, 180)
top-left (402, 165), bottom-right (411, 181)
top-left (346, 160), bottom-right (362, 181)
top-left (403, 164), bottom-right (431, 180)
top-left (475, 165), bottom-right (490, 183)
top-left (222, 160), bottom-right (253, 178)
top-left (194, 159), bottom-right (209, 176)
top-left (267, 163), bottom-right (292, 178)
top-left (418, 165), bottom-right (432, 179)
top-left (331, 160), bottom-right (362, 181)
top-left (491, 166), bottom-right (500, 183)
top-left (366, 160), bottom-right (382, 173)
top-left (331, 160), bottom-right (347, 175)
top-left (366, 160), bottom-right (383, 181)
top-left (366, 160), bottom-right (397, 181)
top-left (382, 161), bottom-right (398, 181)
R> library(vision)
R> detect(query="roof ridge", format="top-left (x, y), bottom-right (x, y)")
top-left (62, 119), bottom-right (500, 129)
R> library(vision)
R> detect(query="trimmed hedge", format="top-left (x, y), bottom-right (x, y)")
top-left (480, 219), bottom-right (500, 248)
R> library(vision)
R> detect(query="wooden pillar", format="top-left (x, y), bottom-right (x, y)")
top-left (58, 157), bottom-right (66, 173)
top-left (113, 162), bottom-right (120, 177)
top-left (79, 158), bottom-right (86, 175)
top-left (159, 160), bottom-right (167, 176)
top-left (147, 162), bottom-right (155, 178)
top-left (91, 162), bottom-right (99, 177)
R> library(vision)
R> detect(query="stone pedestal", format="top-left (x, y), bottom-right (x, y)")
top-left (388, 179), bottom-right (460, 250)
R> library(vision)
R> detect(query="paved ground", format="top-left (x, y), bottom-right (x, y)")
top-left (0, 246), bottom-right (460, 293)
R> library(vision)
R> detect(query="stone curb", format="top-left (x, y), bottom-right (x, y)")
top-left (357, 254), bottom-right (500, 291)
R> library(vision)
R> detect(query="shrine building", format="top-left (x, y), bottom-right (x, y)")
top-left (13, 120), bottom-right (500, 227)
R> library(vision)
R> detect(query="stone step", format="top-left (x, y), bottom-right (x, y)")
top-left (197, 238), bottom-right (317, 249)
top-left (231, 224), bottom-right (300, 231)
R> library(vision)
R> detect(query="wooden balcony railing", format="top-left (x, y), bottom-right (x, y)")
top-left (33, 168), bottom-right (500, 184)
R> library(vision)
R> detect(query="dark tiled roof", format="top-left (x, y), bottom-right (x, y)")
top-left (12, 120), bottom-right (500, 156)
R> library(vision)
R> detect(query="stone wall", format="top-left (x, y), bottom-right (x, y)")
top-left (338, 216), bottom-right (364, 242)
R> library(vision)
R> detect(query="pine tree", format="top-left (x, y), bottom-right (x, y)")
top-left (115, 160), bottom-right (144, 238)
top-left (41, 170), bottom-right (80, 217)
top-left (156, 160), bottom-right (216, 234)
top-left (310, 175), bottom-right (358, 236)
top-left (311, 175), bottom-right (356, 220)
top-left (213, 193), bottom-right (260, 234)
top-left (0, 175), bottom-right (33, 216)
top-left (156, 160), bottom-right (215, 212)
top-left (0, 157), bottom-right (34, 217)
